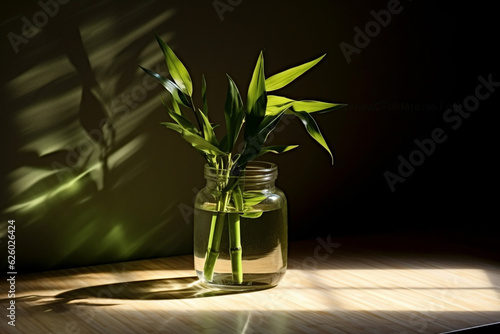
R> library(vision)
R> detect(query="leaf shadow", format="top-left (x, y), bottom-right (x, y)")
top-left (8, 276), bottom-right (267, 314)
top-left (56, 276), bottom-right (252, 301)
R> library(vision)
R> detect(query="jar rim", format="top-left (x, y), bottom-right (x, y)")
top-left (204, 161), bottom-right (278, 182)
top-left (204, 160), bottom-right (276, 172)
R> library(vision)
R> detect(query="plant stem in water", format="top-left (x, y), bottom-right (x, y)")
top-left (203, 191), bottom-right (230, 281)
top-left (228, 213), bottom-right (243, 283)
top-left (203, 177), bottom-right (244, 284)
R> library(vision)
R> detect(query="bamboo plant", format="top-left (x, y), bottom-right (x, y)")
top-left (141, 32), bottom-right (346, 284)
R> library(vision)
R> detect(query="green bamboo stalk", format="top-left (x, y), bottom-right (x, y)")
top-left (228, 212), bottom-right (243, 283)
top-left (203, 213), bottom-right (218, 271)
top-left (229, 185), bottom-right (244, 283)
top-left (203, 212), bottom-right (226, 281)
top-left (203, 175), bottom-right (245, 284)
top-left (203, 191), bottom-right (230, 281)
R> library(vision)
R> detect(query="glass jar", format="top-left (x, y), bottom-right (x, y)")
top-left (194, 161), bottom-right (287, 290)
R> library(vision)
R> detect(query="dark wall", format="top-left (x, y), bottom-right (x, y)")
top-left (1, 0), bottom-right (498, 271)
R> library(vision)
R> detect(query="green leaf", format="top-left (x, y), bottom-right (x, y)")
top-left (241, 191), bottom-right (267, 218)
top-left (161, 122), bottom-right (225, 156)
top-left (245, 52), bottom-right (267, 139)
top-left (161, 99), bottom-right (199, 133)
top-left (240, 191), bottom-right (267, 218)
top-left (164, 95), bottom-right (181, 115)
top-left (266, 95), bottom-right (295, 116)
top-left (257, 145), bottom-right (298, 157)
top-left (154, 32), bottom-right (193, 96)
top-left (171, 97), bottom-right (182, 115)
top-left (257, 110), bottom-right (286, 138)
top-left (291, 100), bottom-right (346, 114)
top-left (238, 110), bottom-right (287, 168)
top-left (241, 212), bottom-right (263, 219)
top-left (293, 111), bottom-right (334, 164)
top-left (221, 75), bottom-right (244, 152)
top-left (265, 54), bottom-right (326, 92)
top-left (242, 191), bottom-right (268, 207)
top-left (197, 108), bottom-right (218, 146)
top-left (267, 95), bottom-right (346, 115)
top-left (139, 66), bottom-right (192, 107)
top-left (201, 75), bottom-right (209, 116)
top-left (232, 186), bottom-right (244, 212)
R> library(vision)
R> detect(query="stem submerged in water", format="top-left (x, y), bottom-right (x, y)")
top-left (228, 212), bottom-right (243, 283)
top-left (203, 212), bottom-right (226, 281)
top-left (203, 181), bottom-right (244, 284)
top-left (229, 185), bottom-right (244, 283)
top-left (203, 191), bottom-right (230, 281)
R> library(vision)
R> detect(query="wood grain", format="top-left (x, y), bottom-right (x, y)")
top-left (1, 236), bottom-right (499, 333)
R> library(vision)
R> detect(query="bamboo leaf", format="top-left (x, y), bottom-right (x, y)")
top-left (291, 100), bottom-right (347, 114)
top-left (162, 95), bottom-right (181, 115)
top-left (245, 94), bottom-right (267, 138)
top-left (257, 109), bottom-right (287, 137)
top-left (241, 190), bottom-right (267, 218)
top-left (242, 191), bottom-right (268, 207)
top-left (242, 191), bottom-right (267, 218)
top-left (232, 186), bottom-right (244, 212)
top-left (221, 75), bottom-right (244, 152)
top-left (169, 111), bottom-right (198, 133)
top-left (197, 108), bottom-right (219, 146)
top-left (241, 212), bottom-right (263, 219)
top-left (171, 96), bottom-right (181, 115)
top-left (244, 195), bottom-right (267, 210)
top-left (238, 110), bottom-right (286, 169)
top-left (265, 54), bottom-right (326, 92)
top-left (266, 95), bottom-right (295, 116)
top-left (257, 145), bottom-right (298, 157)
top-left (293, 111), bottom-right (334, 164)
top-left (139, 66), bottom-right (192, 107)
top-left (161, 99), bottom-right (199, 133)
top-left (267, 95), bottom-right (346, 115)
top-left (154, 32), bottom-right (193, 96)
top-left (161, 122), bottom-right (225, 156)
top-left (201, 75), bottom-right (209, 116)
top-left (245, 52), bottom-right (267, 139)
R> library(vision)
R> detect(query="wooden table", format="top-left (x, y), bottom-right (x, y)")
top-left (2, 235), bottom-right (500, 333)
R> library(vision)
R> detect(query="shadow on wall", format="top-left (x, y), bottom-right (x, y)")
top-left (0, 0), bottom-right (202, 272)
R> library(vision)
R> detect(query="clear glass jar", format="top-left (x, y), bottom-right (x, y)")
top-left (194, 161), bottom-right (287, 290)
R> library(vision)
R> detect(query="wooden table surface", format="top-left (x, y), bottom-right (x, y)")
top-left (2, 235), bottom-right (500, 334)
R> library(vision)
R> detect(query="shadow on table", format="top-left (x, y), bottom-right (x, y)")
top-left (55, 276), bottom-right (260, 300)
top-left (7, 276), bottom-right (265, 312)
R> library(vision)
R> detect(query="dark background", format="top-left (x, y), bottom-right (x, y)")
top-left (1, 0), bottom-right (498, 272)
